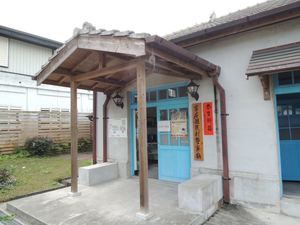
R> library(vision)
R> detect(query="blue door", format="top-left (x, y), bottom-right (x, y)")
top-left (157, 103), bottom-right (191, 182)
top-left (277, 93), bottom-right (300, 181)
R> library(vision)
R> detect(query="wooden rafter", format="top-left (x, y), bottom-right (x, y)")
top-left (36, 39), bottom-right (78, 85)
top-left (58, 76), bottom-right (69, 84)
top-left (146, 60), bottom-right (201, 80)
top-left (94, 77), bottom-right (125, 87)
top-left (43, 79), bottom-right (106, 92)
top-left (147, 47), bottom-right (208, 77)
top-left (73, 58), bottom-right (144, 82)
top-left (71, 52), bottom-right (95, 73)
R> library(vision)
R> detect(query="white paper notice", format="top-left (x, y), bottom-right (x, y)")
top-left (158, 120), bottom-right (171, 132)
top-left (109, 118), bottom-right (127, 138)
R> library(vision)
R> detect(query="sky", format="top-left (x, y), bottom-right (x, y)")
top-left (1, 0), bottom-right (266, 43)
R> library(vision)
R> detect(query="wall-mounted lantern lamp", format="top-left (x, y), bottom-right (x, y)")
top-left (112, 93), bottom-right (124, 109)
top-left (187, 80), bottom-right (199, 101)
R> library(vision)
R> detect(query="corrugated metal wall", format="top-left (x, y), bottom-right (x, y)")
top-left (0, 38), bottom-right (52, 76)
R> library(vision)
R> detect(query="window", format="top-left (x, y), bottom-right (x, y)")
top-left (278, 70), bottom-right (300, 86)
top-left (277, 93), bottom-right (300, 140)
top-left (148, 91), bottom-right (157, 102)
top-left (159, 89), bottom-right (167, 100)
top-left (168, 88), bottom-right (177, 98)
top-left (0, 36), bottom-right (9, 67)
top-left (294, 70), bottom-right (300, 84)
top-left (178, 86), bottom-right (188, 97)
top-left (131, 85), bottom-right (188, 104)
top-left (278, 72), bottom-right (292, 85)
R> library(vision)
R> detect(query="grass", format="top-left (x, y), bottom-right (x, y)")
top-left (0, 154), bottom-right (91, 202)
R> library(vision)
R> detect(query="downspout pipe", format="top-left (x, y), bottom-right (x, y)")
top-left (92, 91), bottom-right (97, 164)
top-left (103, 94), bottom-right (111, 162)
top-left (212, 67), bottom-right (230, 204)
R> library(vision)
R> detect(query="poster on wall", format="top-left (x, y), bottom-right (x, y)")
top-left (203, 102), bottom-right (214, 135)
top-left (192, 103), bottom-right (204, 161)
top-left (108, 118), bottom-right (127, 138)
top-left (170, 110), bottom-right (188, 137)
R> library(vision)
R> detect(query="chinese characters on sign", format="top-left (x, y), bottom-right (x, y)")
top-left (192, 103), bottom-right (203, 160)
top-left (203, 102), bottom-right (214, 135)
top-left (171, 110), bottom-right (188, 137)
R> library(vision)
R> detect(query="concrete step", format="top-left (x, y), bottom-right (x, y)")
top-left (281, 196), bottom-right (300, 218)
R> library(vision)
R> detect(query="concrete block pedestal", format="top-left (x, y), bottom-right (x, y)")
top-left (178, 174), bottom-right (222, 218)
top-left (79, 162), bottom-right (118, 186)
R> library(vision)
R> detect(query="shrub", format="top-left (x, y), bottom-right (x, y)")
top-left (13, 147), bottom-right (30, 158)
top-left (24, 137), bottom-right (54, 156)
top-left (52, 143), bottom-right (70, 154)
top-left (78, 138), bottom-right (92, 152)
top-left (0, 168), bottom-right (16, 189)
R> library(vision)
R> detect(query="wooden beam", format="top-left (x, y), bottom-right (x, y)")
top-left (94, 77), bottom-right (125, 87)
top-left (43, 79), bottom-right (106, 92)
top-left (78, 36), bottom-right (146, 57)
top-left (147, 48), bottom-right (208, 77)
top-left (136, 62), bottom-right (149, 214)
top-left (70, 80), bottom-right (78, 193)
top-left (73, 59), bottom-right (143, 82)
top-left (259, 75), bottom-right (271, 100)
top-left (36, 39), bottom-right (78, 85)
top-left (58, 76), bottom-right (69, 84)
top-left (146, 60), bottom-right (201, 80)
top-left (91, 82), bottom-right (100, 90)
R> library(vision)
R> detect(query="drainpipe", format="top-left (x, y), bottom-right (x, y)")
top-left (103, 94), bottom-right (111, 162)
top-left (211, 67), bottom-right (230, 204)
top-left (92, 91), bottom-right (97, 164)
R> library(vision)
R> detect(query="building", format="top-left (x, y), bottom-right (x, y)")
top-left (0, 26), bottom-right (93, 112)
top-left (33, 0), bottom-right (300, 219)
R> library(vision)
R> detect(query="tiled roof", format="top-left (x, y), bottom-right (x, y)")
top-left (37, 22), bottom-right (151, 75)
top-left (165, 0), bottom-right (300, 41)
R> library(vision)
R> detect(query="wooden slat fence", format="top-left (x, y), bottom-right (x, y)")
top-left (0, 110), bottom-right (92, 154)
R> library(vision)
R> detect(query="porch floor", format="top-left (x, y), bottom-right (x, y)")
top-left (6, 178), bottom-right (203, 225)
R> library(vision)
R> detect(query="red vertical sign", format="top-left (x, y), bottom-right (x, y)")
top-left (203, 102), bottom-right (214, 135)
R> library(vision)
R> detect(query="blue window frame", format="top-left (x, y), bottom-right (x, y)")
top-left (130, 83), bottom-right (188, 106)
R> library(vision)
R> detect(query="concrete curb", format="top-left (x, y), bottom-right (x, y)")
top-left (6, 203), bottom-right (47, 225)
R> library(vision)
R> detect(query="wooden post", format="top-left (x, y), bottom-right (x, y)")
top-left (136, 62), bottom-right (150, 216)
top-left (70, 80), bottom-right (78, 193)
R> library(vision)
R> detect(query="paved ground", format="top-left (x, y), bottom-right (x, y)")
top-left (3, 176), bottom-right (300, 225)
top-left (6, 178), bottom-right (204, 225)
top-left (205, 204), bottom-right (300, 225)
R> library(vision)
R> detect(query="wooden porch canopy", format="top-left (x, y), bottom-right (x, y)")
top-left (34, 24), bottom-right (218, 92)
top-left (34, 22), bottom-right (219, 217)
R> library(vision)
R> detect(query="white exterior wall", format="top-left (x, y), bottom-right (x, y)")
top-left (0, 37), bottom-right (93, 112)
top-left (188, 18), bottom-right (300, 208)
top-left (96, 18), bottom-right (300, 208)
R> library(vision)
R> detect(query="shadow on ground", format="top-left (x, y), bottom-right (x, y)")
top-left (205, 204), bottom-right (266, 225)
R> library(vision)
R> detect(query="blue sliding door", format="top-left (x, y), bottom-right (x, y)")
top-left (277, 93), bottom-right (300, 181)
